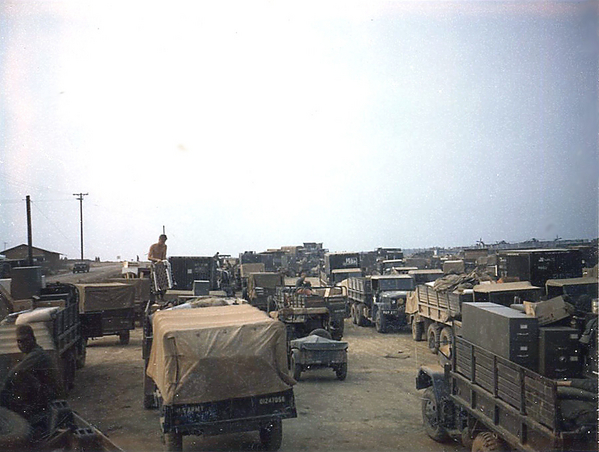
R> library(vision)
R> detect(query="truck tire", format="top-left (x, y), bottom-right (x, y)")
top-left (260, 418), bottom-right (282, 451)
top-left (143, 373), bottom-right (157, 409)
top-left (335, 362), bottom-right (348, 381)
top-left (290, 350), bottom-right (302, 381)
top-left (331, 319), bottom-right (344, 341)
top-left (471, 431), bottom-right (505, 452)
top-left (438, 327), bottom-right (454, 361)
top-left (412, 320), bottom-right (424, 341)
top-left (427, 324), bottom-right (441, 354)
top-left (375, 310), bottom-right (387, 333)
top-left (119, 330), bottom-right (130, 345)
top-left (0, 407), bottom-right (30, 450)
top-left (357, 304), bottom-right (368, 327)
top-left (421, 387), bottom-right (448, 442)
top-left (350, 304), bottom-right (358, 324)
top-left (309, 328), bottom-right (332, 339)
top-left (163, 431), bottom-right (183, 452)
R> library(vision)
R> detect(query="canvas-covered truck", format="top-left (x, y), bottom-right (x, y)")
top-left (245, 272), bottom-right (284, 311)
top-left (143, 303), bottom-right (297, 451)
top-left (347, 275), bottom-right (415, 333)
top-left (416, 335), bottom-right (598, 452)
top-left (271, 286), bottom-right (346, 341)
top-left (0, 283), bottom-right (85, 394)
top-left (76, 283), bottom-right (136, 345)
top-left (407, 280), bottom-right (542, 356)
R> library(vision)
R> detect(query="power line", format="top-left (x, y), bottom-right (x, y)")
top-left (30, 201), bottom-right (76, 245)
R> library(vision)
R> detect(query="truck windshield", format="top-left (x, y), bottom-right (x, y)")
top-left (379, 279), bottom-right (414, 291)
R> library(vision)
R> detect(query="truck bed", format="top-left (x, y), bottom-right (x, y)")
top-left (407, 285), bottom-right (463, 324)
top-left (451, 337), bottom-right (596, 451)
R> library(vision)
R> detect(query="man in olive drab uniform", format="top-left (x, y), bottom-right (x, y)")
top-left (0, 324), bottom-right (63, 425)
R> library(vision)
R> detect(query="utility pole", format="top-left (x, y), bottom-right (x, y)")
top-left (73, 193), bottom-right (88, 260)
top-left (26, 195), bottom-right (33, 265)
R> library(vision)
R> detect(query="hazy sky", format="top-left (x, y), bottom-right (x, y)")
top-left (1, 1), bottom-right (597, 261)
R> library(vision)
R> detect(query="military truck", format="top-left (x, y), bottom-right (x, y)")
top-left (322, 252), bottom-right (360, 285)
top-left (272, 286), bottom-right (346, 341)
top-left (0, 283), bottom-right (85, 393)
top-left (347, 275), bottom-right (414, 333)
top-left (416, 333), bottom-right (597, 452)
top-left (497, 248), bottom-right (583, 290)
top-left (72, 262), bottom-right (89, 273)
top-left (407, 280), bottom-right (542, 356)
top-left (239, 263), bottom-right (266, 298)
top-left (245, 272), bottom-right (284, 311)
top-left (76, 283), bottom-right (136, 345)
top-left (143, 302), bottom-right (297, 451)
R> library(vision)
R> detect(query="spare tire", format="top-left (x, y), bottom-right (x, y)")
top-left (309, 328), bottom-right (332, 340)
top-left (0, 407), bottom-right (30, 450)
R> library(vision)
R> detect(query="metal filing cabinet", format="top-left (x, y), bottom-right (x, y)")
top-left (462, 302), bottom-right (539, 369)
top-left (538, 326), bottom-right (582, 378)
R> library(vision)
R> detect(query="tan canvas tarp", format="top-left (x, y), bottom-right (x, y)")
top-left (146, 304), bottom-right (293, 406)
top-left (75, 283), bottom-right (136, 313)
top-left (239, 263), bottom-right (265, 278)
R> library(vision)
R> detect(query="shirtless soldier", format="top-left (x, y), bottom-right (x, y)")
top-left (148, 234), bottom-right (167, 262)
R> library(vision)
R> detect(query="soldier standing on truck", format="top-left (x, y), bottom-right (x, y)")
top-left (0, 325), bottom-right (63, 427)
top-left (148, 234), bottom-right (168, 262)
top-left (148, 234), bottom-right (171, 303)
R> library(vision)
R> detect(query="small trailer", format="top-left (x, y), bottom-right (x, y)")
top-left (76, 283), bottom-right (136, 345)
top-left (289, 332), bottom-right (348, 381)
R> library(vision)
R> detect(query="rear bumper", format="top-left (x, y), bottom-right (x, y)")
top-left (161, 389), bottom-right (297, 436)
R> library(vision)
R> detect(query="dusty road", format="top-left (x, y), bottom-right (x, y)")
top-left (66, 314), bottom-right (465, 451)
top-left (46, 262), bottom-right (123, 285)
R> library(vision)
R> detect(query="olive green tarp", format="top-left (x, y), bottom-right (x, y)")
top-left (146, 304), bottom-right (294, 406)
top-left (75, 283), bottom-right (135, 313)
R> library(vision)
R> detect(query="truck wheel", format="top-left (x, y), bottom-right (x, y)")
top-left (375, 311), bottom-right (387, 333)
top-left (335, 362), bottom-right (348, 381)
top-left (290, 350), bottom-right (302, 381)
top-left (427, 324), bottom-right (441, 354)
top-left (331, 319), bottom-right (344, 341)
top-left (260, 418), bottom-right (282, 451)
top-left (471, 431), bottom-right (505, 452)
top-left (350, 304), bottom-right (357, 324)
top-left (163, 431), bottom-right (183, 452)
top-left (438, 327), bottom-right (454, 361)
top-left (309, 328), bottom-right (332, 339)
top-left (357, 304), bottom-right (368, 327)
top-left (143, 373), bottom-right (157, 409)
top-left (421, 387), bottom-right (448, 442)
top-left (412, 320), bottom-right (424, 341)
top-left (119, 330), bottom-right (130, 345)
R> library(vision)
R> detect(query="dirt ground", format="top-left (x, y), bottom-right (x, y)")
top-left (53, 263), bottom-right (465, 452)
